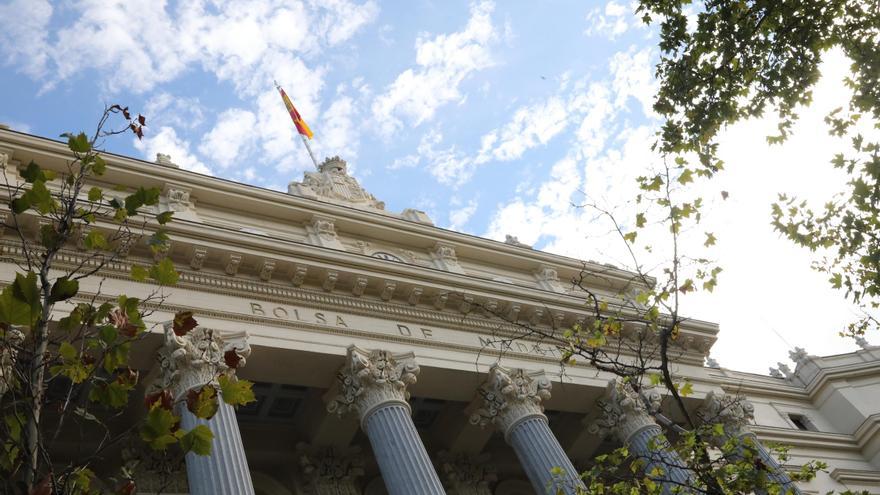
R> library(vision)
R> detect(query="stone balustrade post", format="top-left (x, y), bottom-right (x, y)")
top-left (470, 365), bottom-right (584, 494)
top-left (590, 381), bottom-right (693, 494)
top-left (154, 323), bottom-right (255, 495)
top-left (327, 345), bottom-right (445, 495)
top-left (699, 392), bottom-right (803, 495)
top-left (296, 443), bottom-right (365, 495)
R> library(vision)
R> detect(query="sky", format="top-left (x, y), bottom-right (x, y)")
top-left (0, 0), bottom-right (871, 374)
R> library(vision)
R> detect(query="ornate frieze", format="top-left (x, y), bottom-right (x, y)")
top-left (506, 303), bottom-right (521, 322)
top-left (534, 265), bottom-right (565, 293)
top-left (225, 253), bottom-right (242, 276)
top-left (326, 346), bottom-right (420, 424)
top-left (459, 295), bottom-right (473, 314)
top-left (152, 323), bottom-right (250, 400)
top-left (589, 380), bottom-right (661, 444)
top-left (306, 215), bottom-right (345, 251)
top-left (352, 276), bottom-right (368, 297)
top-left (469, 365), bottom-right (551, 437)
top-left (697, 392), bottom-right (754, 438)
top-left (407, 287), bottom-right (423, 306)
top-left (259, 259), bottom-right (275, 282)
top-left (438, 452), bottom-right (497, 495)
top-left (380, 280), bottom-right (396, 301)
top-left (289, 156), bottom-right (385, 211)
top-left (190, 248), bottom-right (208, 271)
top-left (323, 270), bottom-right (339, 292)
top-left (431, 242), bottom-right (466, 274)
top-left (291, 264), bottom-right (309, 286)
top-left (433, 293), bottom-right (449, 310)
top-left (296, 443), bottom-right (364, 495)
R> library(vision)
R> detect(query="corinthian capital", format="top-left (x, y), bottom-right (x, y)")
top-left (438, 452), bottom-right (497, 495)
top-left (469, 365), bottom-right (551, 437)
top-left (296, 443), bottom-right (364, 495)
top-left (589, 380), bottom-right (661, 444)
top-left (154, 323), bottom-right (250, 399)
top-left (326, 346), bottom-right (420, 423)
top-left (697, 391), bottom-right (754, 439)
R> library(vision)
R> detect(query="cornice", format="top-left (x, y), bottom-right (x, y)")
top-left (801, 360), bottom-right (880, 399)
top-left (751, 425), bottom-right (861, 452)
top-left (829, 468), bottom-right (880, 485)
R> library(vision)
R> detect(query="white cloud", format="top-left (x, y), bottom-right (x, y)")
top-left (134, 126), bottom-right (212, 176)
top-left (609, 46), bottom-right (657, 117)
top-left (0, 0), bottom-right (53, 80)
top-left (371, 1), bottom-right (498, 137)
top-left (448, 199), bottom-right (478, 232)
top-left (407, 130), bottom-right (476, 186)
top-left (584, 1), bottom-right (645, 40)
top-left (198, 108), bottom-right (257, 169)
top-left (144, 92), bottom-right (205, 131)
top-left (475, 96), bottom-right (569, 164)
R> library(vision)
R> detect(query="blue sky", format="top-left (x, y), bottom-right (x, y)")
top-left (0, 0), bottom-right (870, 373)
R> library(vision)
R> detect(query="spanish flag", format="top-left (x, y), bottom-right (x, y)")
top-left (277, 85), bottom-right (314, 139)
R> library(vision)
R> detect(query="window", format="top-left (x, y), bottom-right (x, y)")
top-left (788, 413), bottom-right (816, 431)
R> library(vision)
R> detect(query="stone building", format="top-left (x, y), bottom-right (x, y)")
top-left (0, 127), bottom-right (878, 494)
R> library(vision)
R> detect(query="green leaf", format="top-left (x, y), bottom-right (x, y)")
top-left (83, 230), bottom-right (108, 250)
top-left (66, 132), bottom-right (91, 153)
top-left (130, 265), bottom-right (148, 282)
top-left (125, 187), bottom-right (161, 216)
top-left (704, 232), bottom-right (717, 247)
top-left (10, 272), bottom-right (40, 326)
top-left (20, 161), bottom-right (49, 183)
top-left (677, 168), bottom-right (694, 185)
top-left (218, 375), bottom-right (255, 407)
top-left (186, 385), bottom-right (219, 420)
top-left (180, 424), bottom-right (214, 456)
top-left (679, 381), bottom-right (693, 397)
top-left (149, 258), bottom-right (179, 286)
top-left (623, 231), bottom-right (637, 243)
top-left (156, 211), bottom-right (174, 225)
top-left (87, 187), bottom-right (103, 202)
top-left (59, 341), bottom-right (77, 361)
top-left (49, 277), bottom-right (79, 303)
top-left (140, 403), bottom-right (180, 451)
top-left (92, 155), bottom-right (106, 175)
top-left (635, 212), bottom-right (646, 228)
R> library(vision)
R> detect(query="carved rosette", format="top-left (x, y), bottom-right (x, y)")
top-left (326, 346), bottom-right (420, 424)
top-left (0, 327), bottom-right (24, 397)
top-left (589, 380), bottom-right (661, 444)
top-left (697, 392), bottom-right (755, 439)
top-left (469, 365), bottom-right (551, 437)
top-left (153, 323), bottom-right (251, 400)
top-left (297, 443), bottom-right (364, 495)
top-left (438, 452), bottom-right (497, 495)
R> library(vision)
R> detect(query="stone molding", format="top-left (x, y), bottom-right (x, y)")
top-left (326, 346), bottom-right (419, 425)
top-left (589, 380), bottom-right (661, 444)
top-left (469, 365), bottom-right (551, 438)
top-left (152, 323), bottom-right (250, 399)
top-left (296, 443), bottom-right (364, 495)
top-left (437, 452), bottom-right (497, 495)
top-left (697, 391), bottom-right (755, 439)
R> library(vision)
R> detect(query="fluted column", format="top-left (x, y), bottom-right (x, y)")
top-left (437, 452), bottom-right (497, 495)
top-left (699, 392), bottom-right (803, 495)
top-left (154, 324), bottom-right (255, 495)
top-left (590, 381), bottom-right (693, 494)
top-left (296, 443), bottom-right (364, 495)
top-left (470, 365), bottom-right (583, 494)
top-left (327, 346), bottom-right (444, 495)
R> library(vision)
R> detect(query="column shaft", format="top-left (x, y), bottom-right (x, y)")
top-left (507, 417), bottom-right (583, 495)
top-left (362, 404), bottom-right (445, 495)
top-left (179, 401), bottom-right (255, 495)
top-left (627, 425), bottom-right (691, 495)
top-left (742, 433), bottom-right (803, 495)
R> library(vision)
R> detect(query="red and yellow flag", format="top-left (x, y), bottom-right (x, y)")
top-left (277, 86), bottom-right (314, 139)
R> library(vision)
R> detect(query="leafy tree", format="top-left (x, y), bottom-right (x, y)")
top-left (638, 0), bottom-right (880, 339)
top-left (0, 106), bottom-right (253, 494)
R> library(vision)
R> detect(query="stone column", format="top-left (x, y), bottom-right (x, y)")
top-left (437, 452), bottom-right (497, 495)
top-left (326, 346), bottom-right (444, 495)
top-left (154, 324), bottom-right (255, 495)
top-left (590, 381), bottom-right (693, 494)
top-left (699, 392), bottom-right (803, 495)
top-left (296, 443), bottom-right (364, 495)
top-left (470, 365), bottom-right (583, 494)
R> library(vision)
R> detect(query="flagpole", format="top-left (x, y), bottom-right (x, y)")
top-left (274, 79), bottom-right (320, 170)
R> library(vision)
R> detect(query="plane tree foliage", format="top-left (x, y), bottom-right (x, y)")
top-left (639, 0), bottom-right (880, 338)
top-left (0, 106), bottom-right (253, 494)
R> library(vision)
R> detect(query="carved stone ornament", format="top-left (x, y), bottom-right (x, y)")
top-left (0, 326), bottom-right (24, 398)
top-left (855, 335), bottom-right (873, 350)
top-left (307, 216), bottom-right (345, 250)
top-left (589, 380), bottom-right (661, 444)
top-left (289, 156), bottom-right (385, 210)
top-left (431, 242), bottom-right (466, 274)
top-left (291, 264), bottom-right (309, 286)
top-left (0, 152), bottom-right (8, 169)
top-left (225, 253), bottom-right (242, 276)
top-left (534, 265), bottom-right (566, 293)
top-left (152, 323), bottom-right (250, 400)
top-left (504, 235), bottom-right (532, 249)
top-left (697, 392), bottom-right (754, 439)
top-left (438, 452), bottom-right (497, 495)
top-left (296, 443), bottom-right (364, 495)
top-left (155, 153), bottom-right (179, 168)
top-left (326, 346), bottom-right (420, 424)
top-left (789, 347), bottom-right (809, 364)
top-left (469, 365), bottom-right (552, 438)
top-left (163, 184), bottom-right (193, 212)
top-left (190, 248), bottom-right (208, 271)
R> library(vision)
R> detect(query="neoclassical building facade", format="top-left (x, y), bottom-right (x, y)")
top-left (1, 127), bottom-right (879, 494)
